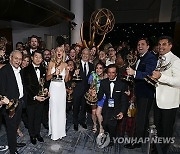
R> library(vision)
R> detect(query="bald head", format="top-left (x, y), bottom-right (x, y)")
top-left (10, 50), bottom-right (22, 69)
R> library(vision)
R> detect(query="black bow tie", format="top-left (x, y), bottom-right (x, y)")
top-left (35, 67), bottom-right (40, 70)
top-left (137, 56), bottom-right (143, 60)
top-left (109, 80), bottom-right (116, 84)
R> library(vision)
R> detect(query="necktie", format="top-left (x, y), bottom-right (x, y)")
top-left (84, 63), bottom-right (87, 76)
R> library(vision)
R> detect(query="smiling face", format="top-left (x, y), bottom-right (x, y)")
top-left (10, 51), bottom-right (22, 69)
top-left (137, 39), bottom-right (149, 56)
top-left (81, 48), bottom-right (90, 62)
top-left (32, 52), bottom-right (43, 66)
top-left (90, 47), bottom-right (97, 56)
top-left (96, 63), bottom-right (104, 76)
top-left (30, 37), bottom-right (39, 49)
top-left (107, 67), bottom-right (117, 80)
top-left (158, 39), bottom-right (172, 55)
top-left (21, 57), bottom-right (30, 68)
top-left (99, 50), bottom-right (106, 61)
top-left (43, 50), bottom-right (51, 62)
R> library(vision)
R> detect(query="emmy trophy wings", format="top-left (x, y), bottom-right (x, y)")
top-left (80, 8), bottom-right (115, 49)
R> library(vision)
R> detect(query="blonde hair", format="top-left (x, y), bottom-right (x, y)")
top-left (51, 46), bottom-right (65, 66)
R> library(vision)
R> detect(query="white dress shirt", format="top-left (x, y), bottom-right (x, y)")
top-left (109, 77), bottom-right (117, 98)
top-left (32, 63), bottom-right (40, 82)
top-left (11, 65), bottom-right (24, 99)
top-left (81, 60), bottom-right (89, 75)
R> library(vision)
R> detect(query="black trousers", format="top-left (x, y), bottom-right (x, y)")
top-left (136, 97), bottom-right (153, 138)
top-left (73, 93), bottom-right (87, 125)
top-left (27, 103), bottom-right (44, 137)
top-left (2, 101), bottom-right (22, 154)
top-left (102, 108), bottom-right (118, 138)
top-left (154, 103), bottom-right (177, 154)
top-left (41, 99), bottom-right (49, 127)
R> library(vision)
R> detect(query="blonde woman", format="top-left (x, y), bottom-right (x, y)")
top-left (46, 41), bottom-right (70, 140)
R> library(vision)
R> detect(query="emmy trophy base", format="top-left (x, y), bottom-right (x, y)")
top-left (144, 76), bottom-right (158, 87)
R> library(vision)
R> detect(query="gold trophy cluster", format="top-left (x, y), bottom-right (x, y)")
top-left (84, 81), bottom-right (98, 106)
top-left (66, 82), bottom-right (76, 103)
top-left (0, 95), bottom-right (19, 118)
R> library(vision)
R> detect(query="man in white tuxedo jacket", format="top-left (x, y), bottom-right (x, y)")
top-left (152, 36), bottom-right (180, 154)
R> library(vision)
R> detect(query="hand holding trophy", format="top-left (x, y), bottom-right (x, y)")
top-left (73, 61), bottom-right (82, 81)
top-left (0, 95), bottom-right (19, 118)
top-left (37, 75), bottom-right (49, 101)
top-left (123, 51), bottom-right (137, 82)
top-left (52, 61), bottom-right (63, 82)
top-left (144, 55), bottom-right (171, 87)
top-left (84, 81), bottom-right (98, 105)
top-left (66, 82), bottom-right (76, 103)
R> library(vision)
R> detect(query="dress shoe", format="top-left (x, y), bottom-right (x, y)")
top-left (0, 145), bottom-right (8, 151)
top-left (15, 150), bottom-right (19, 154)
top-left (124, 143), bottom-right (142, 149)
top-left (80, 123), bottom-right (87, 129)
top-left (108, 140), bottom-right (114, 147)
top-left (16, 143), bottom-right (26, 148)
top-left (36, 135), bottom-right (44, 142)
top-left (43, 125), bottom-right (49, 130)
top-left (30, 137), bottom-right (37, 145)
top-left (74, 124), bottom-right (78, 131)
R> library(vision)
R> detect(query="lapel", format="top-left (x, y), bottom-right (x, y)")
top-left (7, 64), bottom-right (20, 97)
top-left (30, 64), bottom-right (39, 84)
top-left (106, 79), bottom-right (111, 97)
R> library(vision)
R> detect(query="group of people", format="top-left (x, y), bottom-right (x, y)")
top-left (0, 34), bottom-right (179, 154)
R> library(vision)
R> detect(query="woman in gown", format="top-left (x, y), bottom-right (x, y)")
top-left (46, 44), bottom-right (70, 140)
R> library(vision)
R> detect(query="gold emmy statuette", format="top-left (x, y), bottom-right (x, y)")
top-left (72, 61), bottom-right (82, 81)
top-left (84, 82), bottom-right (98, 105)
top-left (0, 95), bottom-right (19, 118)
top-left (51, 61), bottom-right (63, 82)
top-left (66, 82), bottom-right (76, 103)
top-left (38, 78), bottom-right (48, 98)
top-left (122, 51), bottom-right (137, 82)
top-left (52, 73), bottom-right (63, 82)
top-left (80, 8), bottom-right (115, 49)
top-left (144, 55), bottom-right (171, 87)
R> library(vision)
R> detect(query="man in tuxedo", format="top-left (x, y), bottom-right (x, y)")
top-left (43, 49), bottom-right (51, 69)
top-left (125, 38), bottom-right (157, 149)
top-left (152, 36), bottom-right (180, 154)
top-left (98, 64), bottom-right (129, 145)
top-left (23, 50), bottom-right (47, 145)
top-left (0, 50), bottom-right (26, 154)
top-left (73, 48), bottom-right (94, 131)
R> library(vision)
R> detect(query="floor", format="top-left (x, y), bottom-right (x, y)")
top-left (0, 108), bottom-right (180, 154)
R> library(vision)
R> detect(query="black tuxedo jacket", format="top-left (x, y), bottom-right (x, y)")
top-left (0, 63), bottom-right (25, 100)
top-left (73, 61), bottom-right (94, 96)
top-left (98, 78), bottom-right (129, 116)
top-left (22, 64), bottom-right (47, 105)
top-left (135, 51), bottom-right (157, 98)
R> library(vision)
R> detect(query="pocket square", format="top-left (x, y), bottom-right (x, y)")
top-left (115, 91), bottom-right (121, 93)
